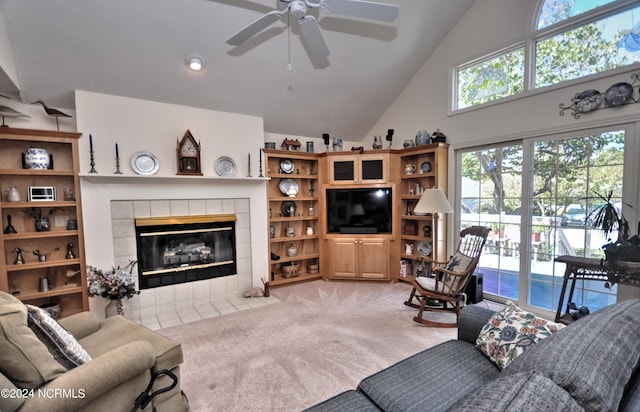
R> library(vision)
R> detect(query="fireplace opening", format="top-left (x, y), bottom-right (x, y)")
top-left (135, 214), bottom-right (237, 289)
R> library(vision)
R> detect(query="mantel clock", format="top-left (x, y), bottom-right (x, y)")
top-left (176, 129), bottom-right (203, 176)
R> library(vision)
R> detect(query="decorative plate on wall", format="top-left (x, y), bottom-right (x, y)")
top-left (215, 156), bottom-right (237, 176)
top-left (131, 151), bottom-right (160, 175)
top-left (279, 179), bottom-right (299, 197)
top-left (280, 159), bottom-right (294, 174)
top-left (604, 82), bottom-right (633, 107)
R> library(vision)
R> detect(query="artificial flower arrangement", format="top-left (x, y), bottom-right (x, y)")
top-left (87, 260), bottom-right (140, 301)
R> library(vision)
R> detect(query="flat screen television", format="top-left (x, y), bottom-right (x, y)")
top-left (326, 187), bottom-right (393, 234)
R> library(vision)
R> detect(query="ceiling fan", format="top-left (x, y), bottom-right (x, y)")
top-left (226, 0), bottom-right (399, 61)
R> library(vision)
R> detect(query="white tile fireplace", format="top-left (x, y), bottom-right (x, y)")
top-left (80, 176), bottom-right (270, 327)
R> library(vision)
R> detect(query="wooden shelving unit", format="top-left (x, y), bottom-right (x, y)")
top-left (397, 143), bottom-right (449, 277)
top-left (0, 128), bottom-right (88, 318)
top-left (264, 149), bottom-right (321, 287)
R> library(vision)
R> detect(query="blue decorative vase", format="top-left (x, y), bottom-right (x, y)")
top-left (332, 138), bottom-right (343, 152)
top-left (415, 130), bottom-right (429, 146)
top-left (24, 148), bottom-right (50, 169)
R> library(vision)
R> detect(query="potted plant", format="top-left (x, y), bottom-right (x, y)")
top-left (87, 261), bottom-right (139, 317)
top-left (588, 191), bottom-right (640, 264)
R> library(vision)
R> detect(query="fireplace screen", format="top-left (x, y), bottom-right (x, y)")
top-left (135, 214), bottom-right (237, 289)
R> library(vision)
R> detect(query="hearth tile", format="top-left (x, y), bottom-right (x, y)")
top-left (133, 200), bottom-right (151, 217)
top-left (175, 299), bottom-right (193, 310)
top-left (177, 309), bottom-right (201, 324)
top-left (222, 199), bottom-right (235, 213)
top-left (192, 280), bottom-right (210, 298)
top-left (159, 317), bottom-right (182, 328)
top-left (169, 199), bottom-right (189, 215)
top-left (228, 298), bottom-right (251, 311)
top-left (188, 199), bottom-right (206, 215)
top-left (245, 299), bottom-right (267, 308)
top-left (205, 199), bottom-right (223, 214)
top-left (157, 310), bottom-right (179, 322)
top-left (140, 306), bottom-right (157, 318)
top-left (111, 201), bottom-right (134, 219)
top-left (112, 218), bottom-right (135, 238)
top-left (175, 283), bottom-right (193, 302)
top-left (149, 200), bottom-right (170, 217)
top-left (139, 290), bottom-right (156, 308)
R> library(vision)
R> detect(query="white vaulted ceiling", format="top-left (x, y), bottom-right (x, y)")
top-left (0, 0), bottom-right (474, 139)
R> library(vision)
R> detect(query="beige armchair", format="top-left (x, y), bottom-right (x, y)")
top-left (0, 291), bottom-right (188, 412)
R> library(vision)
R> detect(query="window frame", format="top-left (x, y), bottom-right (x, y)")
top-left (451, 0), bottom-right (640, 114)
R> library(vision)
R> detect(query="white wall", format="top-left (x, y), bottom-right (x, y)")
top-left (364, 0), bottom-right (640, 300)
top-left (74, 91), bottom-right (270, 312)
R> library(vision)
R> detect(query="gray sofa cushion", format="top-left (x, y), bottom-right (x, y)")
top-left (357, 340), bottom-right (499, 412)
top-left (303, 390), bottom-right (381, 412)
top-left (447, 370), bottom-right (584, 411)
top-left (504, 298), bottom-right (640, 412)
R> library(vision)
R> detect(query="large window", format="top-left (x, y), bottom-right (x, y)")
top-left (454, 0), bottom-right (640, 110)
top-left (457, 48), bottom-right (525, 110)
top-left (458, 128), bottom-right (625, 313)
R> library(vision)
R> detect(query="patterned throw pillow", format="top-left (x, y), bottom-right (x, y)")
top-left (26, 305), bottom-right (92, 370)
top-left (475, 301), bottom-right (565, 370)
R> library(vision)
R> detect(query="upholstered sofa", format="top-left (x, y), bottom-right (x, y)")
top-left (306, 298), bottom-right (640, 412)
top-left (0, 291), bottom-right (188, 411)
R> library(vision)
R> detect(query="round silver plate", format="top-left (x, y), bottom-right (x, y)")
top-left (279, 179), bottom-right (299, 197)
top-left (131, 151), bottom-right (160, 175)
top-left (215, 156), bottom-right (237, 176)
top-left (280, 159), bottom-right (294, 174)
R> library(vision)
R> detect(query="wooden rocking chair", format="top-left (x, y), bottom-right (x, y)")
top-left (401, 226), bottom-right (490, 328)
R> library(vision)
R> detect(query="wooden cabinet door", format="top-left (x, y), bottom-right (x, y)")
top-left (329, 238), bottom-right (357, 277)
top-left (359, 238), bottom-right (388, 279)
top-left (329, 157), bottom-right (356, 184)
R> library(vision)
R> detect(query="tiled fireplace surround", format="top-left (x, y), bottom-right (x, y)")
top-left (103, 196), bottom-right (274, 329)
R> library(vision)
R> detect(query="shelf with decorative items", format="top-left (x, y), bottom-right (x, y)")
top-left (264, 148), bottom-right (322, 286)
top-left (0, 128), bottom-right (88, 319)
top-left (396, 143), bottom-right (449, 279)
top-left (559, 71), bottom-right (639, 119)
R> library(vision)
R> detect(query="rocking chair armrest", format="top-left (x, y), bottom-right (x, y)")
top-left (417, 255), bottom-right (450, 267)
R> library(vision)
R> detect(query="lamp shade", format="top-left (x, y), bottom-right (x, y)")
top-left (413, 188), bottom-right (453, 215)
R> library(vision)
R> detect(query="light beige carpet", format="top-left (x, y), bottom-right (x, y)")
top-left (159, 280), bottom-right (458, 411)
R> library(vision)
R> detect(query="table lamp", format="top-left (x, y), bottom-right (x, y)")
top-left (413, 188), bottom-right (453, 261)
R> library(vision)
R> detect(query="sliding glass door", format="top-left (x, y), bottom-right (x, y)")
top-left (458, 127), bottom-right (626, 313)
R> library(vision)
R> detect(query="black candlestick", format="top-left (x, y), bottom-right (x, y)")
top-left (89, 149), bottom-right (97, 173)
top-left (114, 156), bottom-right (123, 174)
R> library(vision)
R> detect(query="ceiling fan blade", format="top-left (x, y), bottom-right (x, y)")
top-left (226, 10), bottom-right (284, 46)
top-left (299, 16), bottom-right (330, 59)
top-left (320, 0), bottom-right (399, 23)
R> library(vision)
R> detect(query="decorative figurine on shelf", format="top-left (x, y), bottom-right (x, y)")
top-left (332, 137), bottom-right (343, 151)
top-left (281, 138), bottom-right (302, 151)
top-left (66, 243), bottom-right (76, 259)
top-left (33, 247), bottom-right (59, 262)
top-left (386, 129), bottom-right (394, 148)
top-left (423, 225), bottom-right (432, 238)
top-left (373, 136), bottom-right (383, 149)
top-left (322, 133), bottom-right (330, 151)
top-left (22, 207), bottom-right (64, 232)
top-left (430, 129), bottom-right (447, 143)
top-left (13, 247), bottom-right (26, 265)
top-left (4, 214), bottom-right (17, 234)
top-left (31, 100), bottom-right (72, 132)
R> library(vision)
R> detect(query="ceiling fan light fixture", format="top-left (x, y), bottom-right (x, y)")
top-left (185, 55), bottom-right (205, 71)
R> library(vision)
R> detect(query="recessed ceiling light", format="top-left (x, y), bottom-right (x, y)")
top-left (186, 55), bottom-right (205, 71)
